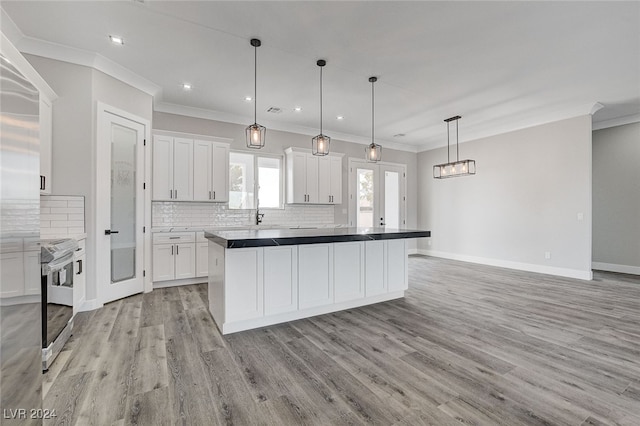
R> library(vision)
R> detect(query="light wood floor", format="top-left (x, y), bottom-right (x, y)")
top-left (43, 256), bottom-right (640, 425)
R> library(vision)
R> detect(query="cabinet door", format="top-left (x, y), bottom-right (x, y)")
top-left (287, 152), bottom-right (307, 203)
top-left (152, 135), bottom-right (174, 200)
top-left (39, 97), bottom-right (53, 195)
top-left (298, 244), bottom-right (333, 309)
top-left (330, 156), bottom-right (342, 204)
top-left (175, 243), bottom-right (196, 279)
top-left (0, 252), bottom-right (25, 297)
top-left (193, 140), bottom-right (213, 201)
top-left (152, 244), bottom-right (175, 282)
top-left (173, 137), bottom-right (193, 201)
top-left (305, 154), bottom-right (319, 203)
top-left (226, 248), bottom-right (264, 322)
top-left (73, 254), bottom-right (86, 315)
top-left (23, 251), bottom-right (41, 296)
top-left (196, 242), bottom-right (209, 278)
top-left (334, 242), bottom-right (364, 303)
top-left (387, 240), bottom-right (408, 292)
top-left (264, 246), bottom-right (298, 315)
top-left (365, 241), bottom-right (386, 296)
top-left (318, 157), bottom-right (332, 204)
top-left (211, 143), bottom-right (229, 202)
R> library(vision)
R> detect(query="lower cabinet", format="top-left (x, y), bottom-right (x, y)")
top-left (174, 243), bottom-right (196, 280)
top-left (196, 242), bottom-right (209, 278)
top-left (387, 239), bottom-right (408, 292)
top-left (152, 232), bottom-right (196, 282)
top-left (298, 243), bottom-right (333, 309)
top-left (226, 248), bottom-right (264, 322)
top-left (334, 242), bottom-right (365, 303)
top-left (365, 241), bottom-right (386, 297)
top-left (264, 246), bottom-right (298, 315)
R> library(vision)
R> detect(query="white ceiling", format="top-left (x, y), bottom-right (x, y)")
top-left (2, 1), bottom-right (639, 151)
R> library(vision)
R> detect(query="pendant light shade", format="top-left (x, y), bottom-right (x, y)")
top-left (433, 115), bottom-right (476, 178)
top-left (312, 60), bottom-right (330, 156)
top-left (246, 38), bottom-right (266, 149)
top-left (366, 76), bottom-right (382, 162)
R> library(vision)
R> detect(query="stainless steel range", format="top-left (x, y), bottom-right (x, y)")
top-left (41, 238), bottom-right (78, 371)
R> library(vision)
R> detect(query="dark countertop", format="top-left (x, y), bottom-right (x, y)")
top-left (205, 227), bottom-right (431, 248)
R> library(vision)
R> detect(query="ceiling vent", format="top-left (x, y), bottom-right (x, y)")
top-left (266, 107), bottom-right (283, 114)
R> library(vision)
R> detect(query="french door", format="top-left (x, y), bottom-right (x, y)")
top-left (349, 159), bottom-right (406, 229)
top-left (98, 106), bottom-right (146, 303)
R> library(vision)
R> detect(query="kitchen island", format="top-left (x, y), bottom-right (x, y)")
top-left (205, 227), bottom-right (430, 334)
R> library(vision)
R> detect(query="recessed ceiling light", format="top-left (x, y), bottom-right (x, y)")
top-left (109, 35), bottom-right (124, 45)
top-left (336, 115), bottom-right (344, 120)
top-left (294, 106), bottom-right (302, 112)
top-left (182, 83), bottom-right (192, 90)
top-left (244, 96), bottom-right (253, 102)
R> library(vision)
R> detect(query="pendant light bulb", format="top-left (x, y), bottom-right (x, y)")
top-left (246, 38), bottom-right (266, 149)
top-left (366, 76), bottom-right (382, 163)
top-left (312, 59), bottom-right (331, 156)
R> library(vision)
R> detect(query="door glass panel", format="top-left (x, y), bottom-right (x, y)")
top-left (384, 171), bottom-right (400, 229)
top-left (357, 168), bottom-right (374, 227)
top-left (111, 123), bottom-right (137, 283)
top-left (229, 152), bottom-right (255, 209)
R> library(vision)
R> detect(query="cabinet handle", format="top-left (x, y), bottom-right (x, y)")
top-left (175, 189), bottom-right (178, 199)
top-left (209, 190), bottom-right (212, 200)
top-left (76, 259), bottom-right (82, 275)
top-left (176, 245), bottom-right (179, 255)
top-left (40, 175), bottom-right (45, 191)
top-left (171, 245), bottom-right (174, 255)
top-left (213, 191), bottom-right (216, 200)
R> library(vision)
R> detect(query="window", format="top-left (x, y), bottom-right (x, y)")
top-left (229, 152), bottom-right (283, 209)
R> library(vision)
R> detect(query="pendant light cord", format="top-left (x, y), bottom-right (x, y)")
top-left (371, 79), bottom-right (375, 145)
top-left (320, 65), bottom-right (323, 135)
top-left (447, 121), bottom-right (450, 163)
top-left (254, 44), bottom-right (257, 124)
top-left (456, 119), bottom-right (459, 162)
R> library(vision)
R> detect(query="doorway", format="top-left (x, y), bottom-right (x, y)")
top-left (348, 159), bottom-right (406, 229)
top-left (97, 104), bottom-right (148, 304)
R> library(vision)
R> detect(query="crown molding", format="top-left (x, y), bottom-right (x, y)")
top-left (154, 102), bottom-right (420, 153)
top-left (416, 102), bottom-right (602, 153)
top-left (592, 113), bottom-right (640, 131)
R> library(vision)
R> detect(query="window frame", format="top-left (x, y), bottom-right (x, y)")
top-left (228, 150), bottom-right (285, 210)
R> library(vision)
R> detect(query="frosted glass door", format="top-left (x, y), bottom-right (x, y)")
top-left (357, 168), bottom-right (375, 228)
top-left (111, 123), bottom-right (137, 283)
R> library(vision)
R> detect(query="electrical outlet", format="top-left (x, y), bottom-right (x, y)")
top-left (545, 251), bottom-right (551, 260)
top-left (427, 240), bottom-right (432, 246)
top-left (577, 212), bottom-right (584, 221)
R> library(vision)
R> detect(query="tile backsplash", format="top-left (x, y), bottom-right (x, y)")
top-left (40, 195), bottom-right (85, 236)
top-left (152, 202), bottom-right (335, 228)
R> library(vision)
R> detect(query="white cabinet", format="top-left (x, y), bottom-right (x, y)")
top-left (196, 242), bottom-right (209, 278)
top-left (318, 156), bottom-right (342, 204)
top-left (264, 246), bottom-right (298, 315)
top-left (365, 241), bottom-right (386, 296)
top-left (0, 252), bottom-right (24, 298)
top-left (298, 243), bottom-right (333, 309)
top-left (226, 248), bottom-right (264, 322)
top-left (285, 147), bottom-right (343, 204)
top-left (387, 239), bottom-right (408, 292)
top-left (24, 250), bottom-right (41, 296)
top-left (193, 140), bottom-right (229, 202)
top-left (152, 232), bottom-right (195, 282)
top-left (334, 242), bottom-right (364, 303)
top-left (152, 136), bottom-right (193, 201)
top-left (39, 96), bottom-right (53, 194)
top-left (73, 239), bottom-right (86, 315)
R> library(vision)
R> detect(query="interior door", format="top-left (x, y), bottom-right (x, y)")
top-left (349, 159), bottom-right (406, 229)
top-left (101, 111), bottom-right (145, 303)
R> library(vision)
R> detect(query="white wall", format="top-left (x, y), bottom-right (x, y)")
top-left (592, 122), bottom-right (640, 274)
top-left (417, 115), bottom-right (593, 279)
top-left (25, 55), bottom-right (153, 305)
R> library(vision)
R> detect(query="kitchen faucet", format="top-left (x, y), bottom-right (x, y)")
top-left (255, 199), bottom-right (264, 225)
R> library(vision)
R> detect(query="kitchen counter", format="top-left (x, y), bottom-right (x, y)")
top-left (205, 227), bottom-right (430, 248)
top-left (207, 227), bottom-right (431, 334)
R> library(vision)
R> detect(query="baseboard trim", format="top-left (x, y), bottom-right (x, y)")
top-left (79, 298), bottom-right (103, 312)
top-left (407, 248), bottom-right (419, 255)
top-left (418, 249), bottom-right (593, 280)
top-left (592, 262), bottom-right (640, 276)
top-left (153, 277), bottom-right (208, 289)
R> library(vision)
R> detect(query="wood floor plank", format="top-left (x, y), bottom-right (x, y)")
top-left (128, 325), bottom-right (168, 395)
top-left (124, 387), bottom-right (171, 426)
top-left (162, 300), bottom-right (192, 338)
top-left (43, 372), bottom-right (93, 426)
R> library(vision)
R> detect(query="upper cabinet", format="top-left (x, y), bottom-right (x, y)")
top-left (193, 139), bottom-right (229, 202)
top-left (152, 132), bottom-right (230, 202)
top-left (285, 147), bottom-right (343, 205)
top-left (39, 96), bottom-right (53, 194)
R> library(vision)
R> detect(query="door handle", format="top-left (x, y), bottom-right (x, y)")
top-left (104, 229), bottom-right (120, 235)
top-left (380, 217), bottom-right (386, 226)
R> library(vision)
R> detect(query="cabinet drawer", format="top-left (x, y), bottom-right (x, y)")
top-left (153, 232), bottom-right (195, 244)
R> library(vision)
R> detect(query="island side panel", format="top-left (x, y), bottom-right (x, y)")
top-left (387, 239), bottom-right (408, 292)
top-left (208, 240), bottom-right (226, 329)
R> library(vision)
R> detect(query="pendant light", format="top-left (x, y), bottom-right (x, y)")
top-left (366, 76), bottom-right (382, 162)
top-left (246, 38), bottom-right (266, 149)
top-left (433, 115), bottom-right (476, 178)
top-left (312, 59), bottom-right (330, 156)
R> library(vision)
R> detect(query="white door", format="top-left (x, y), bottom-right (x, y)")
top-left (99, 110), bottom-right (146, 303)
top-left (349, 159), bottom-right (406, 228)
